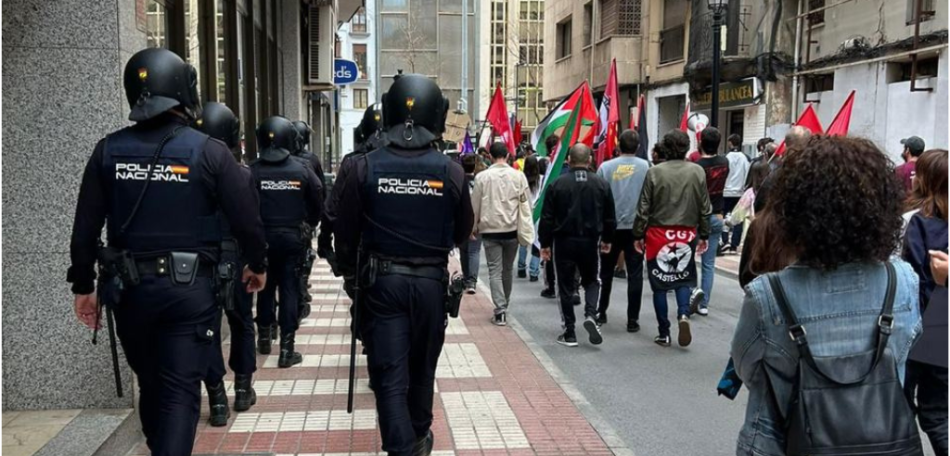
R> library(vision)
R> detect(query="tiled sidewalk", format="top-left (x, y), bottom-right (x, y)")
top-left (131, 258), bottom-right (614, 455)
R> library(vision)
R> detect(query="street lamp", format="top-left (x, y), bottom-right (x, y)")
top-left (708, 0), bottom-right (729, 128)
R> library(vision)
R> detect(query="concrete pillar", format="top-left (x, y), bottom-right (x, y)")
top-left (281, 0), bottom-right (304, 121)
top-left (3, 0), bottom-right (143, 410)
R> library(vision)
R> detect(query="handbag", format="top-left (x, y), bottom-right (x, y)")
top-left (767, 262), bottom-right (923, 456)
top-left (516, 190), bottom-right (535, 247)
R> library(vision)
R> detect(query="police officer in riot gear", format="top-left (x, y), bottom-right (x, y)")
top-left (291, 120), bottom-right (326, 186)
top-left (334, 75), bottom-right (474, 456)
top-left (318, 102), bottom-right (387, 279)
top-left (68, 48), bottom-right (268, 455)
top-left (196, 101), bottom-right (259, 425)
top-left (251, 116), bottom-right (324, 367)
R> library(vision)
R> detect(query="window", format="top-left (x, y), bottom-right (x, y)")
top-left (146, 0), bottom-right (169, 48)
top-left (556, 18), bottom-right (572, 60)
top-left (183, 0), bottom-right (202, 91)
top-left (807, 0), bottom-right (825, 26)
top-left (583, 3), bottom-right (593, 47)
top-left (381, 0), bottom-right (408, 12)
top-left (353, 44), bottom-right (367, 79)
top-left (906, 0), bottom-right (935, 24)
top-left (335, 36), bottom-right (342, 58)
top-left (888, 56), bottom-right (939, 82)
top-left (354, 89), bottom-right (369, 109)
top-left (804, 73), bottom-right (834, 94)
top-left (618, 0), bottom-right (642, 35)
top-left (659, 0), bottom-right (685, 63)
top-left (351, 7), bottom-right (367, 33)
top-left (215, 0), bottom-right (228, 103)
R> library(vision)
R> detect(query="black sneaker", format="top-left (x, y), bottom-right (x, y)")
top-left (556, 332), bottom-right (578, 347)
top-left (626, 319), bottom-right (640, 333)
top-left (583, 317), bottom-right (603, 345)
top-left (688, 288), bottom-right (706, 316)
top-left (595, 313), bottom-right (607, 326)
top-left (412, 429), bottom-right (434, 456)
top-left (529, 275), bottom-right (539, 282)
top-left (678, 315), bottom-right (692, 347)
top-left (540, 288), bottom-right (557, 299)
top-left (465, 286), bottom-right (476, 295)
top-left (614, 268), bottom-right (627, 279)
top-left (517, 269), bottom-right (527, 279)
top-left (654, 335), bottom-right (671, 347)
top-left (572, 294), bottom-right (581, 306)
top-left (491, 313), bottom-right (507, 327)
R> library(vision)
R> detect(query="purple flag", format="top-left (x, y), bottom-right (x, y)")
top-left (461, 132), bottom-right (475, 154)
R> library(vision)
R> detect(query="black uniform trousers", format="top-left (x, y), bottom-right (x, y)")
top-left (362, 272), bottom-right (447, 456)
top-left (256, 230), bottom-right (306, 337)
top-left (207, 265), bottom-right (256, 383)
top-left (553, 237), bottom-right (601, 332)
top-left (114, 275), bottom-right (218, 456)
top-left (597, 229), bottom-right (644, 323)
top-left (905, 360), bottom-right (949, 456)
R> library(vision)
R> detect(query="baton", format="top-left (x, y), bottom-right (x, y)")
top-left (347, 249), bottom-right (361, 414)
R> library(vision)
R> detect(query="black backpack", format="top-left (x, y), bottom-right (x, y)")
top-left (768, 262), bottom-right (923, 456)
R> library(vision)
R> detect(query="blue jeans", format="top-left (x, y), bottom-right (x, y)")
top-left (700, 215), bottom-right (724, 308)
top-left (652, 286), bottom-right (691, 336)
top-left (517, 245), bottom-right (541, 278)
top-left (459, 237), bottom-right (482, 286)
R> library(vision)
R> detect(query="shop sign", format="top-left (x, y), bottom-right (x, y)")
top-left (693, 78), bottom-right (761, 110)
top-left (334, 59), bottom-right (360, 85)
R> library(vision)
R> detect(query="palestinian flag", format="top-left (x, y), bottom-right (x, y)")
top-left (531, 82), bottom-right (598, 161)
top-left (532, 96), bottom-right (586, 225)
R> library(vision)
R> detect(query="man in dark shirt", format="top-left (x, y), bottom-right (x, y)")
top-left (694, 127), bottom-right (729, 316)
top-left (539, 144), bottom-right (616, 347)
top-left (896, 136), bottom-right (925, 193)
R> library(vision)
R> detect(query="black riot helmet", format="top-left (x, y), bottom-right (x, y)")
top-left (291, 120), bottom-right (312, 155)
top-left (358, 103), bottom-right (384, 145)
top-left (123, 48), bottom-right (201, 122)
top-left (256, 116), bottom-right (296, 162)
top-left (382, 74), bottom-right (449, 149)
top-left (197, 102), bottom-right (240, 149)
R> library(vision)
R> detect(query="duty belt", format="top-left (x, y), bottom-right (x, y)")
top-left (377, 262), bottom-right (445, 281)
top-left (135, 256), bottom-right (214, 278)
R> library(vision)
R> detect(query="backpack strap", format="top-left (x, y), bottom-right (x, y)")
top-left (767, 262), bottom-right (897, 382)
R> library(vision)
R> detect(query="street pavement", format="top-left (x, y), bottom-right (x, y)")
top-left (482, 253), bottom-right (750, 456)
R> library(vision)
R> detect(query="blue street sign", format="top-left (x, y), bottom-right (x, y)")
top-left (334, 59), bottom-right (359, 85)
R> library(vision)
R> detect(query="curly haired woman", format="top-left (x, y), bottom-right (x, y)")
top-left (731, 136), bottom-right (923, 455)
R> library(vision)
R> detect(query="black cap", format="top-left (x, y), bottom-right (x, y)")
top-left (123, 48), bottom-right (200, 122)
top-left (256, 116), bottom-right (296, 162)
top-left (382, 74), bottom-right (448, 149)
top-left (901, 136), bottom-right (926, 156)
top-left (197, 102), bottom-right (240, 149)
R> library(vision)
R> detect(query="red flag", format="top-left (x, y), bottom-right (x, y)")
top-left (514, 118), bottom-right (523, 146)
top-left (679, 101), bottom-right (691, 132)
top-left (825, 90), bottom-right (855, 136)
top-left (776, 104), bottom-right (823, 156)
top-left (595, 59), bottom-right (621, 167)
top-left (577, 82), bottom-right (600, 148)
top-left (486, 84), bottom-right (516, 155)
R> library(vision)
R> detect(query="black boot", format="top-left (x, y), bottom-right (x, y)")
top-left (232, 374), bottom-right (257, 412)
top-left (412, 430), bottom-right (434, 456)
top-left (278, 333), bottom-right (303, 368)
top-left (206, 381), bottom-right (230, 427)
top-left (269, 322), bottom-right (279, 340)
top-left (257, 324), bottom-right (272, 355)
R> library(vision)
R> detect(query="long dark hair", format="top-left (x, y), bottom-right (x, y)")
top-left (905, 149), bottom-right (948, 220)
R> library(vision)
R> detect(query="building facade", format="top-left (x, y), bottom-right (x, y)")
top-left (2, 0), bottom-right (356, 414)
top-left (376, 0), bottom-right (481, 118)
top-left (338, 5), bottom-right (378, 156)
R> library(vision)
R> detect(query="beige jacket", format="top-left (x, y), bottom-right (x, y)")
top-left (472, 163), bottom-right (531, 235)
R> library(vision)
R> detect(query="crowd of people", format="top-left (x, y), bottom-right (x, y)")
top-left (464, 121), bottom-right (948, 454)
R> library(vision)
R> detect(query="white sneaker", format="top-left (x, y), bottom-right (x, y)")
top-left (697, 307), bottom-right (709, 316)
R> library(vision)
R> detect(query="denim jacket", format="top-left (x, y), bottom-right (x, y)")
top-left (731, 260), bottom-right (922, 456)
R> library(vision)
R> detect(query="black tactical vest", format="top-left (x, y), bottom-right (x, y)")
top-left (251, 156), bottom-right (310, 229)
top-left (102, 126), bottom-right (220, 255)
top-left (361, 147), bottom-right (455, 261)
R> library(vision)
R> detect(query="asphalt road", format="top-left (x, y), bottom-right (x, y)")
top-left (476, 256), bottom-right (752, 456)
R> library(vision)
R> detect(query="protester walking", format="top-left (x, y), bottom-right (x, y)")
top-left (733, 136), bottom-right (922, 456)
top-left (722, 134), bottom-right (750, 254)
top-left (633, 130), bottom-right (710, 347)
top-left (901, 148), bottom-right (948, 455)
top-left (539, 144), bottom-right (615, 347)
top-left (472, 142), bottom-right (534, 326)
top-left (897, 136), bottom-right (926, 193)
top-left (693, 127), bottom-right (729, 315)
top-left (595, 130), bottom-right (649, 332)
top-left (540, 134), bottom-right (561, 299)
top-left (459, 154), bottom-right (483, 294)
top-left (517, 150), bottom-right (542, 281)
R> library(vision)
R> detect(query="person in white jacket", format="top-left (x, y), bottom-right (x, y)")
top-left (722, 134), bottom-right (750, 254)
top-left (472, 142), bottom-right (533, 326)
